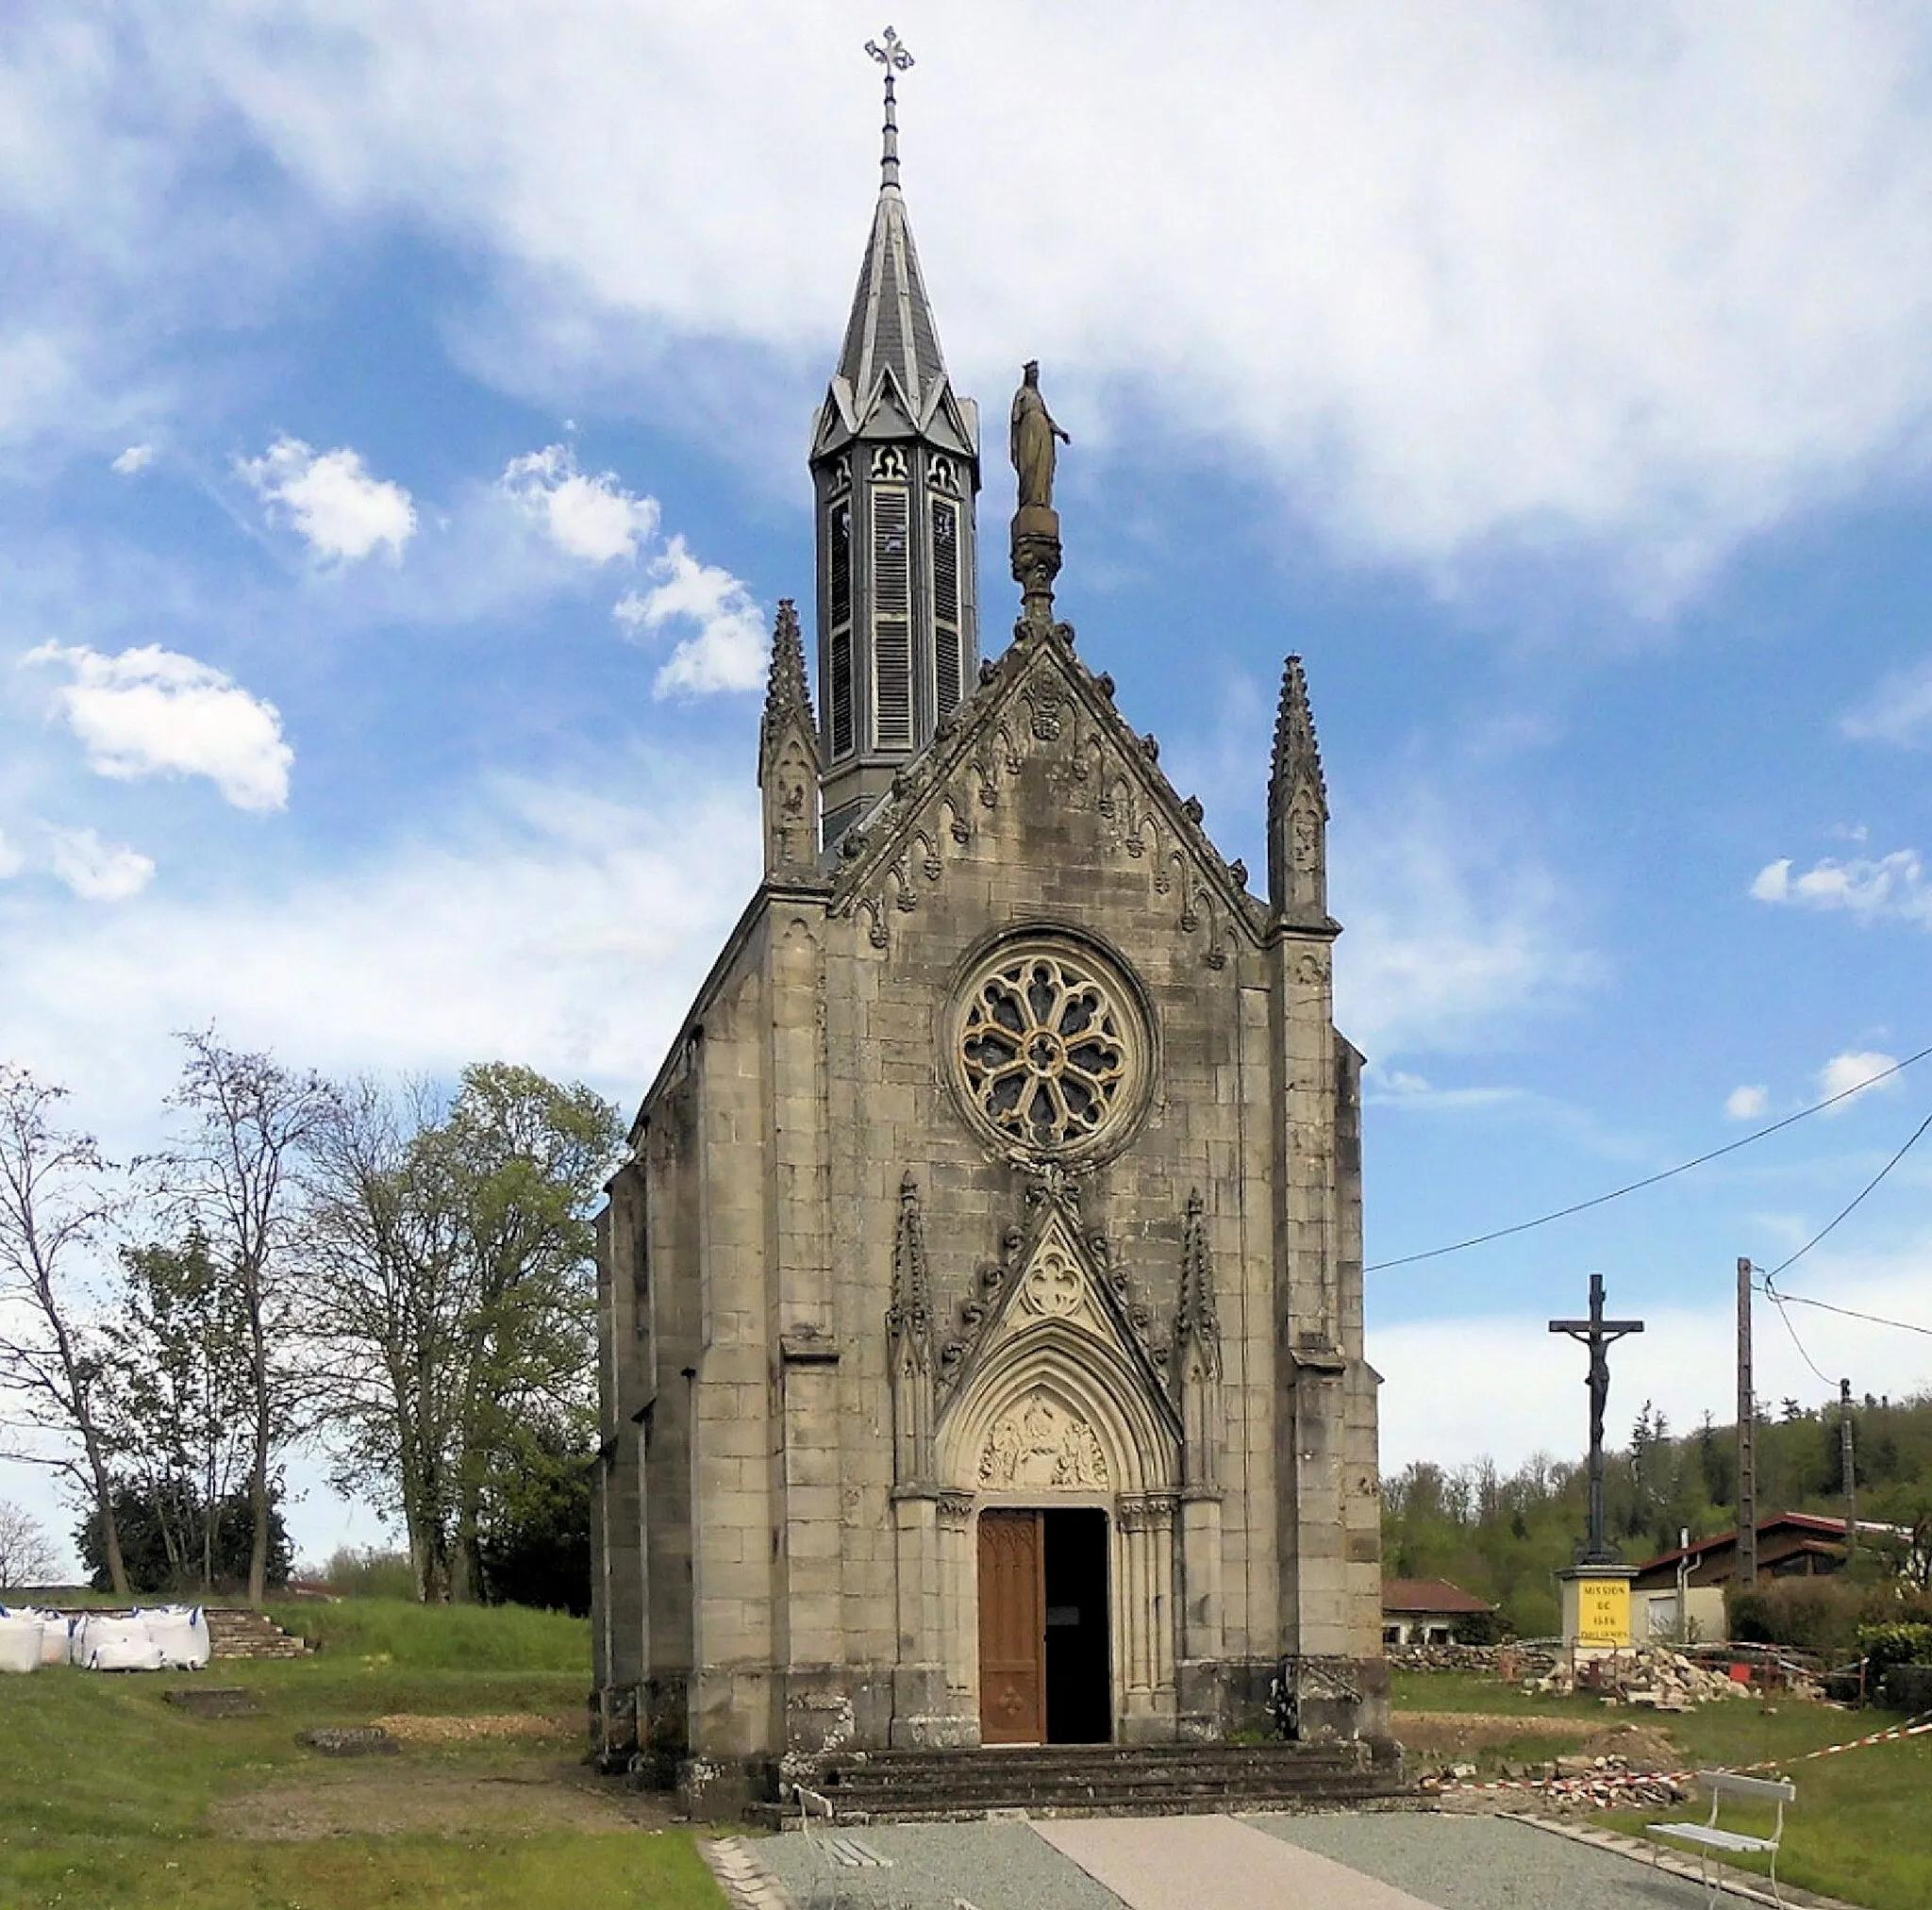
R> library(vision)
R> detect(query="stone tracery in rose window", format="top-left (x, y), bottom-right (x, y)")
top-left (958, 951), bottom-right (1133, 1154)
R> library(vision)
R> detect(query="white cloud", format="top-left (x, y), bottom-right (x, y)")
top-left (25, 642), bottom-right (293, 812)
top-left (110, 442), bottom-right (155, 474)
top-left (1724, 1084), bottom-right (1769, 1121)
top-left (46, 826), bottom-right (155, 902)
top-left (499, 443), bottom-right (658, 563)
top-left (1332, 797), bottom-right (1600, 1057)
top-left (0, 764), bottom-right (757, 1156)
top-left (237, 435), bottom-right (416, 563)
top-left (1842, 661), bottom-right (1932, 746)
top-left (1817, 1049), bottom-right (1901, 1113)
top-left (154, 5), bottom-right (1932, 593)
top-left (615, 536), bottom-right (767, 698)
top-left (1750, 850), bottom-right (1932, 924)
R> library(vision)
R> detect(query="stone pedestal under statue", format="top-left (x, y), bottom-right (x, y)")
top-left (1557, 1563), bottom-right (1639, 1655)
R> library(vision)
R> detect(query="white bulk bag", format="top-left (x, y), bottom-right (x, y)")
top-left (140, 1605), bottom-right (211, 1669)
top-left (28, 1609), bottom-right (71, 1665)
top-left (0, 1614), bottom-right (45, 1673)
top-left (77, 1614), bottom-right (163, 1672)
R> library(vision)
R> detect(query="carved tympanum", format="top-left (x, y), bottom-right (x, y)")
top-left (978, 1390), bottom-right (1109, 1490)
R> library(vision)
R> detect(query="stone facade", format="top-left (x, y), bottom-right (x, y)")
top-left (590, 98), bottom-right (1384, 1806)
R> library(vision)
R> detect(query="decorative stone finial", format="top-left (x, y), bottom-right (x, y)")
top-left (1010, 360), bottom-right (1070, 626)
top-left (761, 600), bottom-right (813, 747)
top-left (1271, 656), bottom-right (1326, 809)
top-left (1268, 654), bottom-right (1328, 916)
top-left (865, 27), bottom-right (915, 191)
top-left (758, 601), bottom-right (820, 875)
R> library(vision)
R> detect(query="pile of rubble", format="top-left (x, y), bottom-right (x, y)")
top-left (1521, 1642), bottom-right (1756, 1708)
top-left (1385, 1643), bottom-right (1504, 1672)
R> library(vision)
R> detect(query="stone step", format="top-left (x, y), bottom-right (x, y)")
top-left (774, 1741), bottom-right (1409, 1823)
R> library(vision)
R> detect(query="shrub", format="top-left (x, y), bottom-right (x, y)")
top-left (1877, 1662), bottom-right (1932, 1716)
top-left (1725, 1576), bottom-right (1867, 1654)
top-left (317, 1545), bottom-right (419, 1600)
top-left (1857, 1621), bottom-right (1932, 1676)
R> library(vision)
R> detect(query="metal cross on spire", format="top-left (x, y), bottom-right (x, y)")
top-left (865, 26), bottom-right (915, 191)
top-left (1549, 1274), bottom-right (1645, 1566)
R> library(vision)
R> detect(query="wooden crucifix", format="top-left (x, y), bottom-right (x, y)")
top-left (1549, 1273), bottom-right (1644, 1566)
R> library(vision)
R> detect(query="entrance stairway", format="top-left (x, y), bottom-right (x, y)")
top-left (775, 1739), bottom-right (1411, 1823)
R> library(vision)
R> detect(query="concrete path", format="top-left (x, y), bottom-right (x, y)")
top-left (1034, 1814), bottom-right (1440, 1910)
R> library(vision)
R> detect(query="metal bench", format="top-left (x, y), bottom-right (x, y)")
top-left (1647, 1769), bottom-right (1795, 1906)
top-left (791, 1784), bottom-right (908, 1910)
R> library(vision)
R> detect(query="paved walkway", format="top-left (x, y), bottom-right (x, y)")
top-left (1038, 1814), bottom-right (1439, 1909)
top-left (748, 1810), bottom-right (1728, 1910)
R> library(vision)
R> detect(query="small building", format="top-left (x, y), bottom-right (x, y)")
top-left (1380, 1579), bottom-right (1492, 1647)
top-left (1633, 1513), bottom-right (1903, 1592)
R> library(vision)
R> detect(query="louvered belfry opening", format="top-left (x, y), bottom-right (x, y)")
top-left (809, 94), bottom-right (980, 844)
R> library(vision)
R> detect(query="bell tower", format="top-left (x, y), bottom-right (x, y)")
top-left (811, 28), bottom-right (982, 844)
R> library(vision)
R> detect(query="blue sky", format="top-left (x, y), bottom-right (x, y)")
top-left (5, 4), bottom-right (1932, 1567)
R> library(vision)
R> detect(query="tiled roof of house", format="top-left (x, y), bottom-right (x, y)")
top-left (1380, 1577), bottom-right (1493, 1616)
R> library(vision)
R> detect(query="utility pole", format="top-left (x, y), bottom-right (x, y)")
top-left (1840, 1375), bottom-right (1857, 1563)
top-left (1737, 1258), bottom-right (1757, 1587)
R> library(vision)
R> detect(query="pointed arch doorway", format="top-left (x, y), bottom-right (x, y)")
top-left (975, 1506), bottom-right (1111, 1745)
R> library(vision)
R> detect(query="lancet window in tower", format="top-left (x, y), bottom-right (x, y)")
top-left (827, 490), bottom-right (855, 761)
top-left (873, 480), bottom-right (912, 750)
top-left (931, 494), bottom-right (961, 721)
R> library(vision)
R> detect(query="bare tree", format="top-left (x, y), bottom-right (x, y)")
top-left (159, 1034), bottom-right (336, 1605)
top-left (0, 1064), bottom-right (128, 1594)
top-left (0, 1498), bottom-right (59, 1590)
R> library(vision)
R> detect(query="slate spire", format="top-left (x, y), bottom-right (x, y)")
top-left (1267, 655), bottom-right (1329, 917)
top-left (810, 31), bottom-right (982, 844)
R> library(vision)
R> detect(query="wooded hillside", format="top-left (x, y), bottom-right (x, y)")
top-left (1384, 1390), bottom-right (1932, 1637)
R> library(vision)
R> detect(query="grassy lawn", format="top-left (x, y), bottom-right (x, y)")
top-left (0, 1605), bottom-right (724, 1910)
top-left (1395, 1669), bottom-right (1932, 1910)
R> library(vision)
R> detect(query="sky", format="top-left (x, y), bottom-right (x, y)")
top-left (4, 2), bottom-right (1932, 1571)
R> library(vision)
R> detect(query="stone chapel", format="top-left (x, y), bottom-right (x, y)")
top-left (591, 48), bottom-right (1386, 1805)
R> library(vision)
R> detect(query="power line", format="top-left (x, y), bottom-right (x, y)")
top-left (1745, 1104), bottom-right (1932, 1392)
top-left (1366, 1042), bottom-right (1932, 1272)
top-left (1761, 1273), bottom-right (1835, 1389)
top-left (1759, 1111), bottom-right (1932, 1281)
top-left (1771, 1289), bottom-right (1932, 1338)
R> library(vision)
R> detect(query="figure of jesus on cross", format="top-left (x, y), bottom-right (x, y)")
top-left (1549, 1273), bottom-right (1644, 1566)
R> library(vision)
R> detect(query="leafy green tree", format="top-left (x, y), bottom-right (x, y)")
top-left (475, 1420), bottom-right (593, 1614)
top-left (78, 1482), bottom-right (291, 1595)
top-left (302, 1064), bottom-right (620, 1603)
top-left (102, 1231), bottom-right (252, 1594)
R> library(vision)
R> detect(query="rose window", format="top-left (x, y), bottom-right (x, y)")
top-left (954, 943), bottom-right (1146, 1160)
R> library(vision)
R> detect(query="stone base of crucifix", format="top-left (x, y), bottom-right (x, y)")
top-left (1557, 1562), bottom-right (1639, 1654)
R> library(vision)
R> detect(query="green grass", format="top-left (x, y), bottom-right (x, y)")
top-left (1395, 1667), bottom-right (1932, 1910)
top-left (0, 1604), bottom-right (721, 1910)
top-left (269, 1596), bottom-right (591, 1670)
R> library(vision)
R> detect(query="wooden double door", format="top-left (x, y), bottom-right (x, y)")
top-left (976, 1507), bottom-right (1112, 1746)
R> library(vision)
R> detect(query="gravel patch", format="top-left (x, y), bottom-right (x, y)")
top-left (757, 1819), bottom-right (1129, 1910)
top-left (1246, 1810), bottom-right (1714, 1909)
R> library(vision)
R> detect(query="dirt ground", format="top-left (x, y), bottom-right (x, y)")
top-left (211, 1753), bottom-right (681, 1841)
top-left (1392, 1710), bottom-right (1681, 1772)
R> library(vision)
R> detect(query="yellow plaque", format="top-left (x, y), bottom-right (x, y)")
top-left (1575, 1575), bottom-right (1632, 1647)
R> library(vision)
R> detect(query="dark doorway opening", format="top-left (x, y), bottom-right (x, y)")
top-left (1042, 1507), bottom-right (1111, 1744)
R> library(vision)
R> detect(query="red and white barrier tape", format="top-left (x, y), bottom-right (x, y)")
top-left (1429, 1709), bottom-right (1932, 1799)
